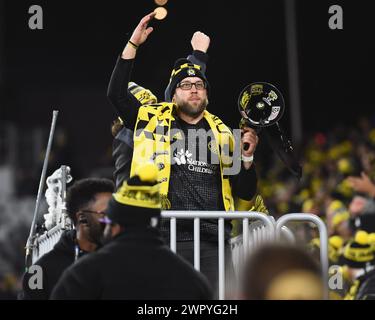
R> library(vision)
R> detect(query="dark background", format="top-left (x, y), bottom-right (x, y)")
top-left (1, 0), bottom-right (374, 177)
top-left (0, 0), bottom-right (374, 293)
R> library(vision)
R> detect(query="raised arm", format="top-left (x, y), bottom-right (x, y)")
top-left (121, 12), bottom-right (155, 59)
top-left (187, 31), bottom-right (210, 74)
top-left (107, 12), bottom-right (156, 129)
top-left (165, 31), bottom-right (210, 101)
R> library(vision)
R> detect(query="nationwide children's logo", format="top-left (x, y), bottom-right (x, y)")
top-left (173, 149), bottom-right (193, 165)
top-left (173, 148), bottom-right (216, 174)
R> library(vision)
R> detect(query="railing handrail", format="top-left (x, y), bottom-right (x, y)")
top-left (161, 211), bottom-right (275, 300)
top-left (34, 224), bottom-right (66, 244)
top-left (275, 213), bottom-right (329, 300)
top-left (161, 210), bottom-right (274, 232)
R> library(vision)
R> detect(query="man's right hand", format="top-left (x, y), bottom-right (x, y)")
top-left (129, 12), bottom-right (156, 46)
top-left (191, 31), bottom-right (210, 53)
top-left (122, 12), bottom-right (155, 59)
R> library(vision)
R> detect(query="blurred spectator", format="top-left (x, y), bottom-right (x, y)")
top-left (349, 194), bottom-right (373, 217)
top-left (347, 172), bottom-right (375, 199)
top-left (325, 199), bottom-right (353, 240)
top-left (0, 274), bottom-right (18, 300)
top-left (352, 214), bottom-right (375, 234)
top-left (309, 235), bottom-right (344, 265)
top-left (339, 231), bottom-right (375, 300)
top-left (20, 178), bottom-right (114, 300)
top-left (241, 244), bottom-right (323, 300)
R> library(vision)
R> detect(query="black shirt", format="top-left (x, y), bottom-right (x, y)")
top-left (168, 116), bottom-right (224, 211)
top-left (160, 115), bottom-right (230, 241)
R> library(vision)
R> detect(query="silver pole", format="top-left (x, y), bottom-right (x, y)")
top-left (194, 218), bottom-right (200, 271)
top-left (60, 165), bottom-right (68, 229)
top-left (25, 110), bottom-right (59, 270)
top-left (276, 213), bottom-right (329, 300)
top-left (261, 225), bottom-right (266, 242)
top-left (170, 217), bottom-right (176, 253)
top-left (285, 0), bottom-right (303, 144)
top-left (243, 218), bottom-right (249, 257)
top-left (268, 216), bottom-right (277, 241)
top-left (281, 225), bottom-right (296, 243)
top-left (253, 227), bottom-right (258, 248)
top-left (249, 226), bottom-right (254, 252)
top-left (218, 218), bottom-right (225, 300)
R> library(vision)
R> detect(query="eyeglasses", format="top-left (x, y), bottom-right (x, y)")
top-left (176, 81), bottom-right (206, 90)
top-left (79, 210), bottom-right (106, 216)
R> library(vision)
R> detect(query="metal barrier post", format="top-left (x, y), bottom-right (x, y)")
top-left (218, 218), bottom-right (225, 299)
top-left (170, 218), bottom-right (176, 253)
top-left (254, 227), bottom-right (259, 247)
top-left (161, 211), bottom-right (275, 300)
top-left (281, 226), bottom-right (296, 243)
top-left (243, 218), bottom-right (249, 257)
top-left (194, 218), bottom-right (200, 271)
top-left (275, 213), bottom-right (329, 300)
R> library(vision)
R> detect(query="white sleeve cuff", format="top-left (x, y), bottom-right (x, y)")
top-left (241, 154), bottom-right (254, 162)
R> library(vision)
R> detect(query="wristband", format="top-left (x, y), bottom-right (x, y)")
top-left (128, 40), bottom-right (139, 50)
top-left (242, 154), bottom-right (254, 162)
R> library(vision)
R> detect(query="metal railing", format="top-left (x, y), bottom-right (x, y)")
top-left (280, 225), bottom-right (296, 243)
top-left (230, 220), bottom-right (277, 281)
top-left (161, 211), bottom-right (274, 300)
top-left (276, 213), bottom-right (329, 300)
top-left (32, 225), bottom-right (65, 263)
top-left (29, 210), bottom-right (327, 300)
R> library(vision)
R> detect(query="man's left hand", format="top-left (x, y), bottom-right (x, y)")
top-left (241, 127), bottom-right (258, 168)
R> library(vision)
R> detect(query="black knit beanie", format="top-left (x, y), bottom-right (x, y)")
top-left (164, 58), bottom-right (209, 102)
top-left (104, 163), bottom-right (161, 226)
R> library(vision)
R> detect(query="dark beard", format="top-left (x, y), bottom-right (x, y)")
top-left (178, 99), bottom-right (208, 118)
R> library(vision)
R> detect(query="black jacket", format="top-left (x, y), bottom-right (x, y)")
top-left (113, 126), bottom-right (133, 189)
top-left (20, 230), bottom-right (77, 300)
top-left (51, 227), bottom-right (213, 300)
top-left (356, 268), bottom-right (375, 300)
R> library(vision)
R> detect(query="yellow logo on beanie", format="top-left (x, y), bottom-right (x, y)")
top-left (170, 63), bottom-right (201, 79)
top-left (187, 69), bottom-right (196, 76)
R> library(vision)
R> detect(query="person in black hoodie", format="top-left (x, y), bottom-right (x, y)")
top-left (51, 163), bottom-right (213, 300)
top-left (20, 178), bottom-right (114, 300)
